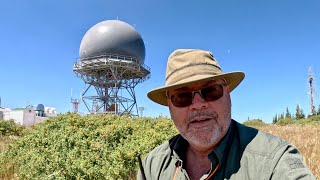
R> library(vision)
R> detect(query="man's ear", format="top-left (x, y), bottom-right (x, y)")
top-left (167, 99), bottom-right (172, 108)
top-left (226, 85), bottom-right (231, 93)
top-left (167, 99), bottom-right (171, 105)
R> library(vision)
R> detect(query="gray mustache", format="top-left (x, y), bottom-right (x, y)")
top-left (187, 110), bottom-right (218, 122)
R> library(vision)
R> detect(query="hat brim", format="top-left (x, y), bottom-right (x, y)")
top-left (147, 71), bottom-right (245, 106)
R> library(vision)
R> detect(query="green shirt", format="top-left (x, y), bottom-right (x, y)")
top-left (137, 120), bottom-right (315, 180)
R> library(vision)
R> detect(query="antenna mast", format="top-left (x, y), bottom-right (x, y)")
top-left (71, 98), bottom-right (80, 113)
top-left (309, 67), bottom-right (316, 115)
top-left (138, 107), bottom-right (146, 117)
top-left (71, 88), bottom-right (80, 113)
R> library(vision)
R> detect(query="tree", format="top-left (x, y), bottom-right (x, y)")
top-left (273, 114), bottom-right (278, 124)
top-left (295, 104), bottom-right (305, 119)
top-left (317, 105), bottom-right (320, 115)
top-left (279, 113), bottom-right (284, 120)
top-left (300, 109), bottom-right (305, 119)
top-left (285, 107), bottom-right (291, 118)
top-left (295, 104), bottom-right (301, 119)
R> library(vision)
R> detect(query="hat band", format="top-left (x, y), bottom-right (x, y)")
top-left (166, 64), bottom-right (223, 85)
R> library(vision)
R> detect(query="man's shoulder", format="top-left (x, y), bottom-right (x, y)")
top-left (234, 121), bottom-right (288, 156)
top-left (145, 134), bottom-right (179, 160)
top-left (247, 130), bottom-right (288, 156)
top-left (233, 121), bottom-right (316, 179)
top-left (140, 135), bottom-right (182, 179)
top-left (147, 140), bottom-right (171, 158)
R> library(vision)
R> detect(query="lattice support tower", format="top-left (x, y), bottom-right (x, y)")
top-left (74, 53), bottom-right (150, 116)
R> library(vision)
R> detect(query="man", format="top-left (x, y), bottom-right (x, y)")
top-left (138, 49), bottom-right (315, 180)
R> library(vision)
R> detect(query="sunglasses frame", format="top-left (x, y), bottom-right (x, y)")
top-left (167, 83), bottom-right (227, 107)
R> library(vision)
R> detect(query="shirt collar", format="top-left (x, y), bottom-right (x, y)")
top-left (172, 135), bottom-right (189, 162)
top-left (208, 120), bottom-right (235, 167)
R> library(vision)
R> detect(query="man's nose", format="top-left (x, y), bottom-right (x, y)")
top-left (190, 92), bottom-right (208, 110)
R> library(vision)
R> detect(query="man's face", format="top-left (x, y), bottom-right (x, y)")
top-left (167, 79), bottom-right (232, 149)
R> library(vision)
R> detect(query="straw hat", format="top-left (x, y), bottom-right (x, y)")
top-left (147, 49), bottom-right (245, 106)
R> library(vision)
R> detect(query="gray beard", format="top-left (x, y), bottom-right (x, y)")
top-left (175, 109), bottom-right (231, 148)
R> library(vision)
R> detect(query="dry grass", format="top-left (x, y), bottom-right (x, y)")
top-left (0, 136), bottom-right (15, 180)
top-left (255, 124), bottom-right (320, 179)
top-left (0, 136), bottom-right (11, 152)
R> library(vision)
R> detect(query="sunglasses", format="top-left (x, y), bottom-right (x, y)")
top-left (167, 84), bottom-right (225, 107)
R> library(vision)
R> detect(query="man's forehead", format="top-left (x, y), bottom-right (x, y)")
top-left (172, 79), bottom-right (226, 91)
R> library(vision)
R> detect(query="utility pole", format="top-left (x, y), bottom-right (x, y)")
top-left (309, 67), bottom-right (316, 115)
top-left (138, 107), bottom-right (146, 117)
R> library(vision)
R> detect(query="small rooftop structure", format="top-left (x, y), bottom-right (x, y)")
top-left (35, 104), bottom-right (45, 117)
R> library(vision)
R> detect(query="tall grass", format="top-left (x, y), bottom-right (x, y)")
top-left (0, 136), bottom-right (10, 152)
top-left (0, 136), bottom-right (15, 179)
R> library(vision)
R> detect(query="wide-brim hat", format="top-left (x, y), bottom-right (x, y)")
top-left (147, 49), bottom-right (245, 106)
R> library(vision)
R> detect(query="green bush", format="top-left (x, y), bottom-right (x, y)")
top-left (275, 116), bottom-right (320, 126)
top-left (0, 113), bottom-right (177, 179)
top-left (0, 119), bottom-right (25, 136)
top-left (293, 116), bottom-right (320, 126)
top-left (306, 115), bottom-right (320, 122)
top-left (243, 119), bottom-right (266, 127)
top-left (276, 118), bottom-right (294, 126)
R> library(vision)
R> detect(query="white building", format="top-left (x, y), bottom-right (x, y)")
top-left (44, 107), bottom-right (57, 117)
top-left (0, 105), bottom-right (57, 126)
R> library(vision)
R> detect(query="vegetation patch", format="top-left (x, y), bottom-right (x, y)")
top-left (0, 113), bottom-right (177, 179)
top-left (242, 119), bottom-right (267, 127)
top-left (0, 119), bottom-right (25, 136)
top-left (276, 117), bottom-right (294, 126)
top-left (1, 113), bottom-right (319, 179)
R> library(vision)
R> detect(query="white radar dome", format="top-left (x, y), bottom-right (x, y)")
top-left (79, 20), bottom-right (145, 63)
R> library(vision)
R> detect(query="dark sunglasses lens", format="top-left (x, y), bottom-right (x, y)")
top-left (171, 92), bottom-right (193, 107)
top-left (202, 84), bottom-right (224, 101)
top-left (170, 84), bottom-right (224, 107)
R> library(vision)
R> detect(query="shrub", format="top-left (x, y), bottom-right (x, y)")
top-left (0, 113), bottom-right (177, 179)
top-left (0, 119), bottom-right (25, 136)
top-left (242, 119), bottom-right (266, 127)
top-left (306, 115), bottom-right (320, 122)
top-left (276, 117), bottom-right (294, 126)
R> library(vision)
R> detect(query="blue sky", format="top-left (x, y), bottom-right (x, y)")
top-left (0, 0), bottom-right (319, 123)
